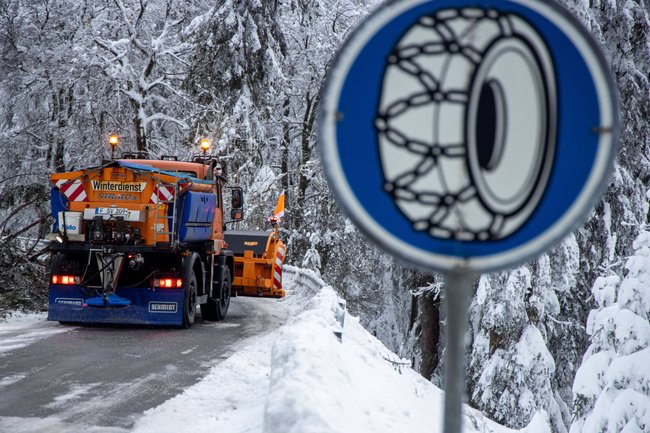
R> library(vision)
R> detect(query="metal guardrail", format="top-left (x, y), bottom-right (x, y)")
top-left (283, 265), bottom-right (347, 342)
top-left (333, 298), bottom-right (346, 342)
top-left (282, 265), bottom-right (325, 292)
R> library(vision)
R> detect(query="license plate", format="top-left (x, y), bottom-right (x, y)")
top-left (95, 207), bottom-right (129, 216)
top-left (84, 208), bottom-right (145, 222)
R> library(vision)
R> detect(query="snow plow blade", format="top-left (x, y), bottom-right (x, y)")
top-left (225, 229), bottom-right (286, 298)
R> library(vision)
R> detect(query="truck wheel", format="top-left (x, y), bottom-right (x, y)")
top-left (216, 267), bottom-right (231, 321)
top-left (182, 272), bottom-right (198, 328)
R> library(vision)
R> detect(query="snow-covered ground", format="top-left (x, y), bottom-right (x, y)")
top-left (0, 267), bottom-right (554, 433)
top-left (0, 312), bottom-right (67, 355)
top-left (130, 266), bottom-right (550, 433)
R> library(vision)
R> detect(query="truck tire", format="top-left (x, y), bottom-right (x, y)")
top-left (182, 272), bottom-right (198, 328)
top-left (216, 267), bottom-right (231, 321)
top-left (199, 267), bottom-right (231, 322)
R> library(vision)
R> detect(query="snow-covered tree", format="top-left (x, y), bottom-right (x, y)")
top-left (0, 0), bottom-right (211, 309)
top-left (91, 0), bottom-right (203, 155)
top-left (185, 1), bottom-right (286, 166)
top-left (571, 230), bottom-right (650, 433)
top-left (183, 0), bottom-right (289, 232)
top-left (458, 1), bottom-right (650, 431)
top-left (465, 265), bottom-right (568, 432)
top-left (0, 3), bottom-right (648, 432)
top-left (0, 0), bottom-right (92, 269)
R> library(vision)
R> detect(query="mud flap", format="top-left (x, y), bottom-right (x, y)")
top-left (48, 284), bottom-right (185, 326)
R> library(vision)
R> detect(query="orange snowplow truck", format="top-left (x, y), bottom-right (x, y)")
top-left (48, 151), bottom-right (285, 328)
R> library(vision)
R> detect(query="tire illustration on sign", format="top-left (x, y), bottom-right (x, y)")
top-left (376, 8), bottom-right (557, 241)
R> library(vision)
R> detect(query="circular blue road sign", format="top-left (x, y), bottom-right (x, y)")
top-left (319, 0), bottom-right (619, 273)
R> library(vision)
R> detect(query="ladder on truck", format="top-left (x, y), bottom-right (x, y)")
top-left (152, 170), bottom-right (180, 248)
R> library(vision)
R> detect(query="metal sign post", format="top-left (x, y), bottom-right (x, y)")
top-left (442, 271), bottom-right (475, 433)
top-left (319, 0), bottom-right (619, 431)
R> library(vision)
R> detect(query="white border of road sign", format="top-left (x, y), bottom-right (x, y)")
top-left (319, 0), bottom-right (619, 272)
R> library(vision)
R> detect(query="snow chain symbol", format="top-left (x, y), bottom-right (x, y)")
top-left (376, 8), bottom-right (557, 241)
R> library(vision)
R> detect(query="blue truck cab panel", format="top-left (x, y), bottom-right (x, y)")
top-left (177, 191), bottom-right (216, 242)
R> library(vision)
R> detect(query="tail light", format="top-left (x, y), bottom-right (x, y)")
top-left (51, 275), bottom-right (79, 285)
top-left (154, 278), bottom-right (183, 288)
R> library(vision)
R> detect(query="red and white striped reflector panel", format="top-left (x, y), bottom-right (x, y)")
top-left (54, 179), bottom-right (88, 202)
top-left (149, 185), bottom-right (175, 204)
top-left (273, 246), bottom-right (286, 291)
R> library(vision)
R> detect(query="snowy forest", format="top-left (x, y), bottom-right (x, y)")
top-left (0, 1), bottom-right (648, 432)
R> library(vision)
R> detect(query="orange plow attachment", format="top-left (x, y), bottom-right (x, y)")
top-left (224, 229), bottom-right (286, 298)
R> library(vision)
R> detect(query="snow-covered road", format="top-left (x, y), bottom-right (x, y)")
top-left (1, 268), bottom-right (550, 433)
top-left (0, 297), bottom-right (287, 433)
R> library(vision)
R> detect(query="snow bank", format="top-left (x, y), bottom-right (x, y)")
top-left (131, 267), bottom-right (549, 433)
top-left (263, 277), bottom-right (521, 433)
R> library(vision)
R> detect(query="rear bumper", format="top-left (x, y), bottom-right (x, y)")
top-left (48, 284), bottom-right (184, 326)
